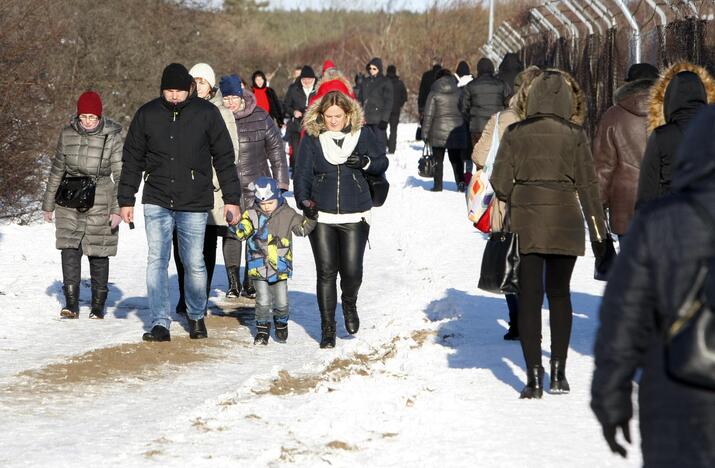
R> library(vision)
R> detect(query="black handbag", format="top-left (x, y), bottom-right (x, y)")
top-left (664, 196), bottom-right (715, 390)
top-left (415, 126), bottom-right (422, 141)
top-left (55, 135), bottom-right (107, 213)
top-left (364, 172), bottom-right (389, 207)
top-left (418, 145), bottom-right (436, 178)
top-left (478, 206), bottom-right (520, 295)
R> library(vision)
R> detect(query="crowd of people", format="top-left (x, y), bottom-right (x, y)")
top-left (40, 53), bottom-right (714, 466)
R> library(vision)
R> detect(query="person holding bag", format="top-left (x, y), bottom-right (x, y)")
top-left (490, 70), bottom-right (609, 399)
top-left (471, 66), bottom-right (542, 340)
top-left (42, 91), bottom-right (123, 319)
top-left (294, 90), bottom-right (388, 348)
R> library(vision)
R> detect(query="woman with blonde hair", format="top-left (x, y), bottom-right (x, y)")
top-left (294, 90), bottom-right (389, 348)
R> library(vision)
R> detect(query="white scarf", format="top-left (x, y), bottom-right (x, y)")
top-left (318, 129), bottom-right (362, 165)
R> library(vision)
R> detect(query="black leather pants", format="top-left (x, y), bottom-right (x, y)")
top-left (309, 221), bottom-right (370, 322)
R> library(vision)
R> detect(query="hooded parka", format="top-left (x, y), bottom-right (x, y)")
top-left (232, 89), bottom-right (289, 208)
top-left (592, 105), bottom-right (715, 468)
top-left (422, 76), bottom-right (469, 149)
top-left (42, 117), bottom-right (123, 257)
top-left (490, 69), bottom-right (607, 256)
top-left (593, 76), bottom-right (658, 235)
top-left (636, 63), bottom-right (715, 206)
top-left (357, 58), bottom-right (394, 125)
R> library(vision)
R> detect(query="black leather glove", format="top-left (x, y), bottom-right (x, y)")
top-left (592, 239), bottom-right (616, 280)
top-left (280, 188), bottom-right (288, 194)
top-left (301, 200), bottom-right (319, 220)
top-left (378, 120), bottom-right (388, 130)
top-left (346, 154), bottom-right (369, 169)
top-left (601, 421), bottom-right (631, 458)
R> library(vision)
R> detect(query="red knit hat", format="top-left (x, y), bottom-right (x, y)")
top-left (308, 78), bottom-right (356, 107)
top-left (77, 91), bottom-right (102, 117)
top-left (322, 60), bottom-right (336, 74)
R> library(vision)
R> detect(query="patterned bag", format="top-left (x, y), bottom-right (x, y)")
top-left (466, 113), bottom-right (501, 233)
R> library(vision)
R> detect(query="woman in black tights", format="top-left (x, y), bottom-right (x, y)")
top-left (294, 89), bottom-right (388, 348)
top-left (491, 69), bottom-right (609, 398)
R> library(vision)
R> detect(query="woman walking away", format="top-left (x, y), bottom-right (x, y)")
top-left (472, 66), bottom-right (542, 340)
top-left (423, 69), bottom-right (469, 192)
top-left (251, 70), bottom-right (284, 128)
top-left (637, 62), bottom-right (715, 207)
top-left (490, 70), bottom-right (609, 398)
top-left (294, 90), bottom-right (389, 348)
top-left (592, 106), bottom-right (715, 467)
top-left (42, 91), bottom-right (123, 319)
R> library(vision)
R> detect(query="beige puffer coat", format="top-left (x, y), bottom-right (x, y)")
top-left (207, 90), bottom-right (240, 226)
top-left (42, 117), bottom-right (123, 257)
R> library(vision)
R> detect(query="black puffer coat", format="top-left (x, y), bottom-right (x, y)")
top-left (422, 76), bottom-right (469, 149)
top-left (461, 61), bottom-right (509, 134)
top-left (283, 80), bottom-right (316, 136)
top-left (233, 89), bottom-right (289, 207)
top-left (358, 58), bottom-right (394, 125)
top-left (418, 64), bottom-right (441, 114)
top-left (592, 105), bottom-right (715, 468)
top-left (637, 63), bottom-right (713, 206)
top-left (119, 94), bottom-right (241, 211)
top-left (294, 96), bottom-right (388, 214)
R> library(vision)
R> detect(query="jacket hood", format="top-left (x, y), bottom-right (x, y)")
top-left (672, 105), bottom-right (715, 191)
top-left (524, 69), bottom-right (586, 124)
top-left (613, 78), bottom-right (656, 116)
top-left (233, 88), bottom-right (257, 119)
top-left (511, 66), bottom-right (543, 118)
top-left (302, 92), bottom-right (364, 137)
top-left (432, 75), bottom-right (459, 94)
top-left (366, 58), bottom-right (384, 75)
top-left (477, 58), bottom-right (495, 76)
top-left (648, 62), bottom-right (715, 132)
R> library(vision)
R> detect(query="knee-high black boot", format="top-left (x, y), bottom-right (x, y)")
top-left (61, 284), bottom-right (80, 319)
top-left (90, 288), bottom-right (108, 319)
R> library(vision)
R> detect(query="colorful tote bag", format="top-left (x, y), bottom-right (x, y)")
top-left (467, 113), bottom-right (501, 232)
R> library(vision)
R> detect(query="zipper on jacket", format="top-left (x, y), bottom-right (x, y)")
top-left (591, 216), bottom-right (603, 242)
top-left (336, 164), bottom-right (341, 214)
top-left (191, 169), bottom-right (195, 180)
top-left (173, 110), bottom-right (178, 122)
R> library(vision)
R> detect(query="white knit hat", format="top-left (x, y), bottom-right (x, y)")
top-left (189, 63), bottom-right (216, 88)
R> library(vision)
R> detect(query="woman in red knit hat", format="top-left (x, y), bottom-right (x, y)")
top-left (41, 91), bottom-right (124, 319)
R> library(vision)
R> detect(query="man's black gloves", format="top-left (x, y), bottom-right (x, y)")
top-left (346, 154), bottom-right (369, 169)
top-left (601, 421), bottom-right (631, 458)
top-left (301, 200), bottom-right (319, 220)
top-left (378, 120), bottom-right (388, 130)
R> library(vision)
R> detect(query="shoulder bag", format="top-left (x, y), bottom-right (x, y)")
top-left (55, 135), bottom-right (107, 213)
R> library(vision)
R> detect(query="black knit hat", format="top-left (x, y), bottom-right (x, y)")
top-left (626, 63), bottom-right (659, 82)
top-left (299, 65), bottom-right (316, 79)
top-left (456, 61), bottom-right (471, 77)
top-left (161, 63), bottom-right (193, 92)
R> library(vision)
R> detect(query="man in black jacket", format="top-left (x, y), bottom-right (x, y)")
top-left (118, 63), bottom-right (242, 342)
top-left (283, 65), bottom-right (316, 171)
top-left (418, 57), bottom-right (442, 118)
top-left (386, 64), bottom-right (407, 154)
top-left (358, 57), bottom-right (393, 151)
top-left (461, 58), bottom-right (509, 151)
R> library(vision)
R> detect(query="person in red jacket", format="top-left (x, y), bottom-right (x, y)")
top-left (251, 70), bottom-right (284, 128)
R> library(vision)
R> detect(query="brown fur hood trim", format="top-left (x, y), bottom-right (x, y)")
top-left (648, 62), bottom-right (715, 133)
top-left (302, 91), bottom-right (364, 137)
top-left (518, 68), bottom-right (587, 125)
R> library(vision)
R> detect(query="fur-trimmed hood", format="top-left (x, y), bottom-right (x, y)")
top-left (520, 68), bottom-right (586, 125)
top-left (302, 92), bottom-right (364, 137)
top-left (614, 78), bottom-right (656, 117)
top-left (648, 62), bottom-right (715, 133)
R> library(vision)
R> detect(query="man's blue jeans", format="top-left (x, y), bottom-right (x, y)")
top-left (144, 204), bottom-right (208, 330)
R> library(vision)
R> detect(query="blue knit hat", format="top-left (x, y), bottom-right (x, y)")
top-left (219, 74), bottom-right (243, 97)
top-left (253, 177), bottom-right (281, 202)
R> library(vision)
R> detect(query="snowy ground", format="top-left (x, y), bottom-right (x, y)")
top-left (0, 123), bottom-right (641, 467)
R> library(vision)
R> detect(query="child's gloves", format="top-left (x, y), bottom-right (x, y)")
top-left (301, 200), bottom-right (319, 220)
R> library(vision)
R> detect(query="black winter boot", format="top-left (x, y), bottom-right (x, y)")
top-left (241, 278), bottom-right (256, 299)
top-left (89, 288), bottom-right (108, 319)
top-left (60, 284), bottom-right (80, 319)
top-left (254, 322), bottom-right (271, 345)
top-left (142, 325), bottom-right (171, 342)
top-left (519, 365), bottom-right (544, 399)
top-left (549, 359), bottom-right (570, 394)
top-left (225, 266), bottom-right (241, 299)
top-left (342, 301), bottom-right (360, 335)
top-left (503, 323), bottom-right (519, 341)
top-left (273, 316), bottom-right (288, 343)
top-left (188, 317), bottom-right (208, 339)
top-left (319, 309), bottom-right (336, 348)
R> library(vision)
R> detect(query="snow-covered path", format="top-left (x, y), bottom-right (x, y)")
top-left (0, 124), bottom-right (641, 467)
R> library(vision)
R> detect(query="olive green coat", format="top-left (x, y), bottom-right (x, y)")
top-left (490, 70), bottom-right (607, 256)
top-left (42, 117), bottom-right (123, 257)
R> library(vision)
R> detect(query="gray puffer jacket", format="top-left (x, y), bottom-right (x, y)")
top-left (42, 117), bottom-right (123, 257)
top-left (461, 73), bottom-right (509, 134)
top-left (233, 89), bottom-right (288, 208)
top-left (422, 76), bottom-right (469, 149)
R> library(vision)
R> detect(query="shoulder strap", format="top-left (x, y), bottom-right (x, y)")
top-left (93, 134), bottom-right (109, 180)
